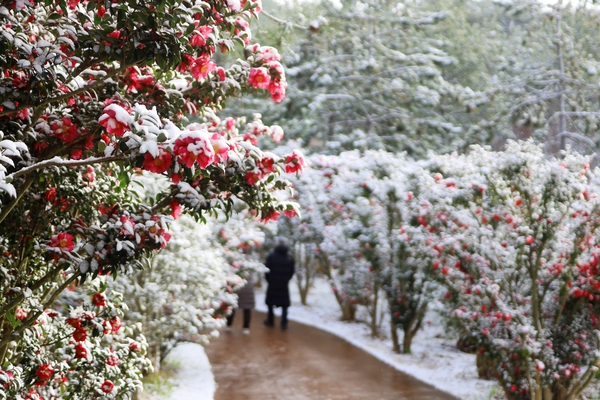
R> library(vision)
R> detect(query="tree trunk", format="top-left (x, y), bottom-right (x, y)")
top-left (369, 287), bottom-right (379, 337)
top-left (299, 285), bottom-right (308, 306)
top-left (341, 300), bottom-right (356, 321)
top-left (390, 319), bottom-right (400, 353)
top-left (475, 350), bottom-right (495, 380)
top-left (322, 258), bottom-right (355, 321)
top-left (402, 329), bottom-right (414, 354)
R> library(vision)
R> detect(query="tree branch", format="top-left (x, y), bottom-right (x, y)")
top-left (260, 10), bottom-right (308, 30)
top-left (7, 155), bottom-right (127, 181)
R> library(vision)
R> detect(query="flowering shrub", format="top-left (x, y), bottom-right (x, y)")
top-left (279, 142), bottom-right (600, 389)
top-left (415, 142), bottom-right (600, 399)
top-left (284, 150), bottom-right (433, 345)
top-left (0, 0), bottom-right (300, 396)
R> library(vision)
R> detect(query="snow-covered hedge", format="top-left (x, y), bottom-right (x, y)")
top-left (281, 142), bottom-right (600, 398)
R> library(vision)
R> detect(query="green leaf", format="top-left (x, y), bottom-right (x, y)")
top-left (156, 53), bottom-right (167, 71)
top-left (156, 132), bottom-right (167, 143)
top-left (6, 312), bottom-right (20, 329)
top-left (185, 23), bottom-right (196, 36)
top-left (118, 170), bottom-right (130, 188)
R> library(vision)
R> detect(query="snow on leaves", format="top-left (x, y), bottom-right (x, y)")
top-left (283, 141), bottom-right (600, 397)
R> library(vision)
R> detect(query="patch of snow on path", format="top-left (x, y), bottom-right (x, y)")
top-left (164, 342), bottom-right (215, 400)
top-left (254, 276), bottom-right (501, 400)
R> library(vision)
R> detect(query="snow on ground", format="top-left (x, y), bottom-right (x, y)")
top-left (254, 276), bottom-right (501, 400)
top-left (163, 342), bottom-right (216, 400)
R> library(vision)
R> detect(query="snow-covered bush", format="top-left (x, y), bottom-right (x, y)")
top-left (419, 142), bottom-right (600, 399)
top-left (289, 150), bottom-right (437, 345)
top-left (0, 283), bottom-right (151, 400)
top-left (107, 214), bottom-right (239, 371)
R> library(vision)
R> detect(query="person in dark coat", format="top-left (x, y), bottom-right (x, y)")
top-left (264, 243), bottom-right (295, 329)
top-left (226, 273), bottom-right (255, 334)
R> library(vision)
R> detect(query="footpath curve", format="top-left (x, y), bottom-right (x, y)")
top-left (205, 310), bottom-right (457, 400)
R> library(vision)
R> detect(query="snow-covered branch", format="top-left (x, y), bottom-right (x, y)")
top-left (7, 155), bottom-right (127, 180)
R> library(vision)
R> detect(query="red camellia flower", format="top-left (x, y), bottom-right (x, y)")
top-left (110, 316), bottom-right (122, 333)
top-left (1, 370), bottom-right (14, 388)
top-left (15, 307), bottom-right (28, 321)
top-left (248, 67), bottom-right (270, 90)
top-left (101, 380), bottom-right (115, 393)
top-left (283, 209), bottom-right (297, 218)
top-left (51, 117), bottom-right (79, 143)
top-left (123, 66), bottom-right (154, 93)
top-left (170, 200), bottom-right (182, 219)
top-left (244, 171), bottom-right (260, 186)
top-left (35, 364), bottom-right (54, 381)
top-left (82, 311), bottom-right (95, 320)
top-left (72, 327), bottom-right (88, 342)
top-left (216, 67), bottom-right (226, 81)
top-left (190, 56), bottom-right (216, 80)
top-left (260, 211), bottom-right (280, 224)
top-left (92, 292), bottom-right (107, 307)
top-left (106, 353), bottom-right (119, 367)
top-left (210, 132), bottom-right (230, 163)
top-left (190, 24), bottom-right (212, 47)
top-left (24, 388), bottom-right (43, 399)
top-left (98, 104), bottom-right (131, 137)
top-left (259, 157), bottom-right (275, 175)
top-left (66, 317), bottom-right (81, 328)
top-left (74, 342), bottom-right (87, 359)
top-left (174, 134), bottom-right (215, 168)
top-left (129, 341), bottom-right (141, 352)
top-left (225, 118), bottom-right (236, 131)
top-left (50, 232), bottom-right (75, 252)
top-left (142, 149), bottom-right (173, 174)
top-left (267, 74), bottom-right (287, 103)
top-left (45, 187), bottom-right (57, 202)
top-left (284, 150), bottom-right (306, 174)
top-left (70, 149), bottom-right (82, 160)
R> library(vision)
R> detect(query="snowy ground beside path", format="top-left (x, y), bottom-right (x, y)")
top-left (254, 276), bottom-right (501, 400)
top-left (160, 342), bottom-right (216, 400)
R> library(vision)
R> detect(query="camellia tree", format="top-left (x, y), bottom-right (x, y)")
top-left (415, 141), bottom-right (600, 399)
top-left (0, 0), bottom-right (302, 398)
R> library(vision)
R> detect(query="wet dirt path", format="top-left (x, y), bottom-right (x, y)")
top-left (204, 310), bottom-right (457, 400)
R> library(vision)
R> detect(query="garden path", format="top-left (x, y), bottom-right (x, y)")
top-left (204, 310), bottom-right (457, 400)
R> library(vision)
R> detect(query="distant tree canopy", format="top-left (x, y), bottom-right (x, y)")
top-left (234, 0), bottom-right (600, 160)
